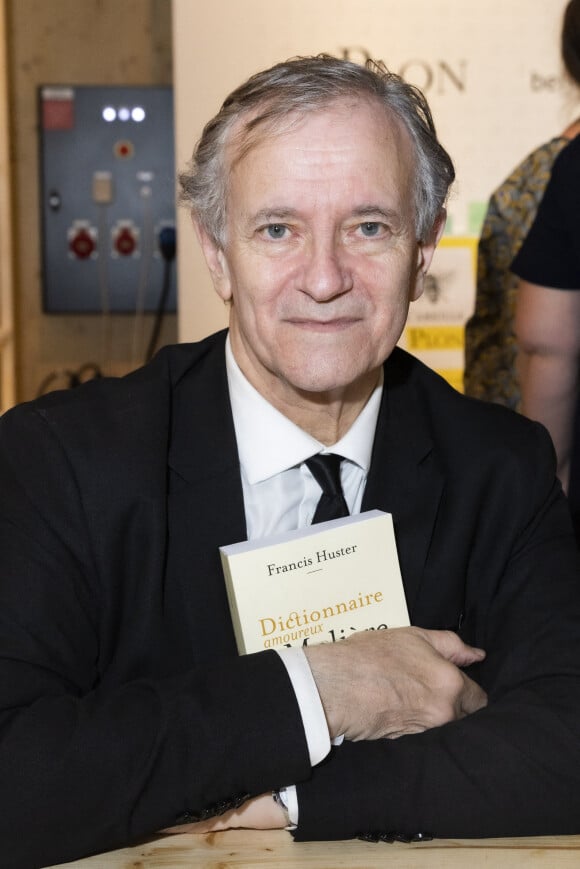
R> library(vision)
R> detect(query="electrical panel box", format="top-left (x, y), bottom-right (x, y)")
top-left (39, 85), bottom-right (177, 313)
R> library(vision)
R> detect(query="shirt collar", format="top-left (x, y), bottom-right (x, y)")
top-left (225, 335), bottom-right (383, 485)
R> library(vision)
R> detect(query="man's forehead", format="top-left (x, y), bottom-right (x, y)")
top-left (225, 95), bottom-right (407, 172)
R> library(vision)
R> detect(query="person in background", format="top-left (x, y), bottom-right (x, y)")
top-left (1, 55), bottom-right (580, 869)
top-left (464, 0), bottom-right (580, 410)
top-left (512, 132), bottom-right (580, 537)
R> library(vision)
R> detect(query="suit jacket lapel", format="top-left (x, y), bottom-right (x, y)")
top-left (362, 350), bottom-right (445, 619)
top-left (166, 333), bottom-right (247, 660)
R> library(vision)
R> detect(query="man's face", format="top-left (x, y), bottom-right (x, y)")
top-left (198, 98), bottom-right (442, 407)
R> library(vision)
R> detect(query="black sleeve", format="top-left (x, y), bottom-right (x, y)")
top-left (294, 423), bottom-right (580, 841)
top-left (512, 136), bottom-right (580, 288)
top-left (0, 405), bottom-right (311, 869)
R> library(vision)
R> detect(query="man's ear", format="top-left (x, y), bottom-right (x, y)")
top-left (411, 209), bottom-right (447, 302)
top-left (192, 216), bottom-right (232, 302)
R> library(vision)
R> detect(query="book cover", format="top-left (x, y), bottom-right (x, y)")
top-left (219, 509), bottom-right (409, 655)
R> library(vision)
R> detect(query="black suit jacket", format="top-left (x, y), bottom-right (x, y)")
top-left (1, 330), bottom-right (580, 867)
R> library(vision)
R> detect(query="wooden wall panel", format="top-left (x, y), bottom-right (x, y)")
top-left (6, 0), bottom-right (175, 403)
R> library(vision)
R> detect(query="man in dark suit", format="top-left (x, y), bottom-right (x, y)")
top-left (1, 56), bottom-right (580, 868)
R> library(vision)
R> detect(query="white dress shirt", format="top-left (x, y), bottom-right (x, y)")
top-left (225, 336), bottom-right (383, 822)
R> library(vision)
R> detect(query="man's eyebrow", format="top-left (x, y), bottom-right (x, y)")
top-left (351, 205), bottom-right (399, 222)
top-left (249, 208), bottom-right (300, 224)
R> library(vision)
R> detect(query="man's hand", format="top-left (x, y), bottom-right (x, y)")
top-left (162, 793), bottom-right (285, 835)
top-left (304, 627), bottom-right (487, 741)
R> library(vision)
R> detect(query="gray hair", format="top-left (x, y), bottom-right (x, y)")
top-left (178, 54), bottom-right (455, 245)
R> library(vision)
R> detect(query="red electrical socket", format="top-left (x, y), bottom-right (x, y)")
top-left (114, 226), bottom-right (137, 256)
top-left (68, 225), bottom-right (96, 259)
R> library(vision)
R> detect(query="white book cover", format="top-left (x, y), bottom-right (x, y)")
top-left (219, 509), bottom-right (409, 655)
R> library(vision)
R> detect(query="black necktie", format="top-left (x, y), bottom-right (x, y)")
top-left (306, 453), bottom-right (350, 524)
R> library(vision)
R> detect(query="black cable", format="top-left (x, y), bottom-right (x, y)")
top-left (145, 226), bottom-right (176, 363)
top-left (36, 362), bottom-right (102, 397)
top-left (69, 362), bottom-right (103, 387)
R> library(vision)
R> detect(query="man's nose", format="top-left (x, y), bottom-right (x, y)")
top-left (301, 238), bottom-right (353, 300)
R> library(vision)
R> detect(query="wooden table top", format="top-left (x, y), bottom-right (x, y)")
top-left (45, 829), bottom-right (580, 868)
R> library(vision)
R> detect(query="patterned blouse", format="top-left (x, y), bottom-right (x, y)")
top-left (463, 137), bottom-right (570, 410)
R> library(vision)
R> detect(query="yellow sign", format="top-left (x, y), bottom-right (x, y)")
top-left (405, 325), bottom-right (464, 351)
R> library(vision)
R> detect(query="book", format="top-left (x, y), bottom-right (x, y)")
top-left (219, 509), bottom-right (409, 655)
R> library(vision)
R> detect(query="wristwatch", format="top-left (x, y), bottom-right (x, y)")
top-left (272, 789), bottom-right (291, 828)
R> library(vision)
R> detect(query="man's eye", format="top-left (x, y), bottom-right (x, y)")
top-left (265, 224), bottom-right (287, 239)
top-left (359, 222), bottom-right (382, 237)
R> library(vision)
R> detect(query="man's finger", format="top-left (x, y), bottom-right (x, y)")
top-left (458, 673), bottom-right (488, 716)
top-left (424, 629), bottom-right (486, 668)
